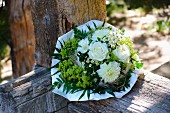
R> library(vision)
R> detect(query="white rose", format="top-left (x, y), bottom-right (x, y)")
top-left (77, 38), bottom-right (89, 53)
top-left (113, 44), bottom-right (131, 63)
top-left (92, 29), bottom-right (110, 41)
top-left (97, 61), bottom-right (121, 83)
top-left (88, 42), bottom-right (108, 61)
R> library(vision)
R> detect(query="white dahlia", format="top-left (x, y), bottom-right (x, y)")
top-left (97, 61), bottom-right (121, 83)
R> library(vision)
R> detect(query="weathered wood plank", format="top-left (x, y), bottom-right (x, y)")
top-left (0, 67), bottom-right (68, 113)
top-left (152, 60), bottom-right (170, 79)
top-left (68, 71), bottom-right (170, 113)
top-left (0, 67), bottom-right (170, 113)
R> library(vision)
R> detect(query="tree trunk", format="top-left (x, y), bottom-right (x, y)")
top-left (9, 0), bottom-right (35, 78)
top-left (31, 0), bottom-right (106, 68)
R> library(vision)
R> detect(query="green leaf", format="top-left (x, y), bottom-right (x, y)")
top-left (93, 22), bottom-right (97, 29)
top-left (63, 83), bottom-right (67, 93)
top-left (72, 88), bottom-right (82, 94)
top-left (104, 89), bottom-right (115, 96)
top-left (102, 20), bottom-right (106, 27)
top-left (87, 89), bottom-right (90, 99)
top-left (70, 87), bottom-right (79, 94)
top-left (66, 85), bottom-right (71, 94)
top-left (56, 78), bottom-right (63, 83)
top-left (73, 27), bottom-right (87, 40)
top-left (57, 83), bottom-right (62, 89)
top-left (52, 53), bottom-right (62, 60)
top-left (125, 84), bottom-right (130, 88)
top-left (53, 81), bottom-right (59, 86)
top-left (86, 25), bottom-right (92, 30)
top-left (52, 70), bottom-right (60, 76)
top-left (121, 29), bottom-right (125, 35)
top-left (136, 62), bottom-right (143, 69)
top-left (49, 63), bottom-right (59, 69)
top-left (58, 40), bottom-right (64, 49)
top-left (78, 89), bottom-right (86, 100)
top-left (50, 85), bottom-right (56, 91)
top-left (55, 47), bottom-right (61, 53)
top-left (122, 87), bottom-right (125, 91)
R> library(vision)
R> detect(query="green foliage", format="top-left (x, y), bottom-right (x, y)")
top-left (131, 59), bottom-right (143, 69)
top-left (73, 27), bottom-right (88, 40)
top-left (156, 20), bottom-right (170, 34)
top-left (58, 59), bottom-right (73, 72)
top-left (58, 59), bottom-right (93, 89)
top-left (106, 0), bottom-right (125, 16)
top-left (60, 38), bottom-right (78, 59)
top-left (118, 36), bottom-right (136, 54)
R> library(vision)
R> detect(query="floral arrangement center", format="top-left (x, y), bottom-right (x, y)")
top-left (51, 20), bottom-right (143, 101)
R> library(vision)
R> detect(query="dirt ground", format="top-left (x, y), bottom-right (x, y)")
top-left (0, 6), bottom-right (170, 84)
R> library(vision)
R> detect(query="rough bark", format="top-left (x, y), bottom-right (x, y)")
top-left (0, 67), bottom-right (169, 113)
top-left (30, 0), bottom-right (106, 68)
top-left (9, 0), bottom-right (35, 78)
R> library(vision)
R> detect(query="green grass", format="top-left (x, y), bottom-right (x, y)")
top-left (156, 20), bottom-right (170, 34)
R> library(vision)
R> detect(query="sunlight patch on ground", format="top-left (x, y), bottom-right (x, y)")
top-left (0, 58), bottom-right (12, 84)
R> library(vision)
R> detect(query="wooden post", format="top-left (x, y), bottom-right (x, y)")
top-left (30, 0), bottom-right (106, 68)
top-left (9, 0), bottom-right (35, 78)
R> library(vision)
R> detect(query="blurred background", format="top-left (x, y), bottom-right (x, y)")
top-left (0, 0), bottom-right (170, 84)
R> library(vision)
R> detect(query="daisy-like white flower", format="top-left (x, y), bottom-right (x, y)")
top-left (77, 38), bottom-right (89, 53)
top-left (97, 61), bottom-right (121, 83)
top-left (92, 29), bottom-right (110, 41)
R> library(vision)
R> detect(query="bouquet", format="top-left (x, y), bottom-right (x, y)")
top-left (51, 20), bottom-right (143, 101)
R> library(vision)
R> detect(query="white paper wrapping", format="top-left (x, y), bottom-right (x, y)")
top-left (51, 20), bottom-right (140, 101)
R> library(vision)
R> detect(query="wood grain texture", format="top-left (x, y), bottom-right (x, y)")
top-left (68, 71), bottom-right (170, 113)
top-left (0, 67), bottom-right (169, 113)
top-left (0, 67), bottom-right (68, 113)
top-left (9, 0), bottom-right (35, 78)
top-left (30, 0), bottom-right (106, 68)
